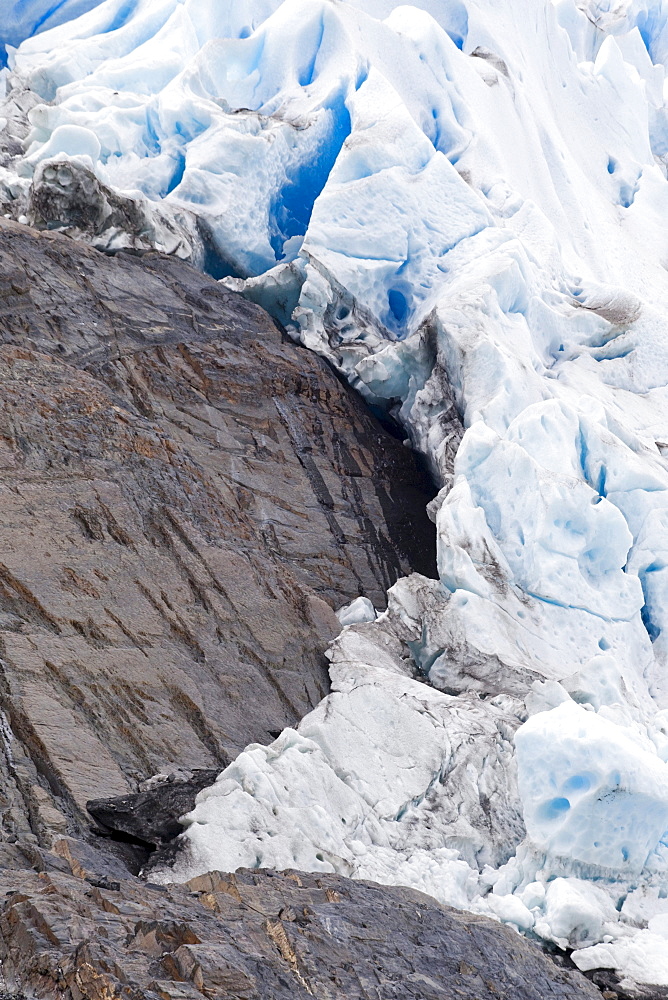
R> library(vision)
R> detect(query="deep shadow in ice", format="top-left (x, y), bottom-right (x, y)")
top-left (269, 93), bottom-right (352, 262)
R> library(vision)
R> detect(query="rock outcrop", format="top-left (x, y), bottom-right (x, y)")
top-left (0, 221), bottom-right (610, 999)
top-left (86, 771), bottom-right (221, 849)
top-left (0, 218), bottom-right (437, 858)
top-left (0, 863), bottom-right (600, 1000)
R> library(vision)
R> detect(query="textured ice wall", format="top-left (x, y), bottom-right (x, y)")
top-left (1, 1), bottom-right (106, 66)
top-left (7, 0), bottom-right (668, 987)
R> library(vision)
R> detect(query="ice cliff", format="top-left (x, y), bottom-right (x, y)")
top-left (6, 0), bottom-right (668, 988)
top-left (0, 0), bottom-right (105, 66)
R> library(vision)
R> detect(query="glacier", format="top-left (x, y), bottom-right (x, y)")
top-left (0, 0), bottom-right (105, 67)
top-left (8, 0), bottom-right (668, 988)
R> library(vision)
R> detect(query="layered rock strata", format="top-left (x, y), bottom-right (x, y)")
top-left (0, 218), bottom-right (436, 858)
top-left (0, 221), bottom-right (608, 999)
top-left (0, 863), bottom-right (601, 1000)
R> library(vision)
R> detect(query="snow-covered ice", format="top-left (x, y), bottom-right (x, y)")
top-left (1, 1), bottom-right (105, 66)
top-left (516, 701), bottom-right (668, 873)
top-left (335, 595), bottom-right (377, 626)
top-left (7, 0), bottom-right (668, 987)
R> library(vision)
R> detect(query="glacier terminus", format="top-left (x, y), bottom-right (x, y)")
top-left (6, 0), bottom-right (668, 989)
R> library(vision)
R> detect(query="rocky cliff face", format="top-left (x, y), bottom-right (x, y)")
top-left (0, 218), bottom-right (437, 861)
top-left (0, 863), bottom-right (600, 1000)
top-left (0, 221), bottom-right (608, 999)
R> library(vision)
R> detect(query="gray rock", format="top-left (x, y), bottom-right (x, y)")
top-left (0, 218), bottom-right (438, 853)
top-left (0, 866), bottom-right (602, 1000)
top-left (0, 221), bottom-right (610, 999)
top-left (87, 770), bottom-right (220, 847)
top-left (28, 158), bottom-right (201, 262)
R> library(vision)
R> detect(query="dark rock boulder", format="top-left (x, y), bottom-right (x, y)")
top-left (0, 218), bottom-right (438, 854)
top-left (27, 158), bottom-right (200, 262)
top-left (87, 771), bottom-right (220, 848)
top-left (0, 865), bottom-right (601, 1000)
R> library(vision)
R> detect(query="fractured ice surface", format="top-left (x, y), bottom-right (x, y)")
top-left (9, 0), bottom-right (668, 987)
top-left (157, 575), bottom-right (525, 900)
top-left (1, 1), bottom-right (105, 66)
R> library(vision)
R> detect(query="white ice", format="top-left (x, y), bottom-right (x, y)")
top-left (336, 596), bottom-right (377, 626)
top-left (8, 0), bottom-right (668, 988)
top-left (1, 1), bottom-right (106, 65)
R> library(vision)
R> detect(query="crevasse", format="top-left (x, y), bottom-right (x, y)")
top-left (7, 0), bottom-right (668, 986)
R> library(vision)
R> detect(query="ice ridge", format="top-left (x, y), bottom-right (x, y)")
top-left (1, 1), bottom-right (107, 67)
top-left (7, 0), bottom-right (668, 987)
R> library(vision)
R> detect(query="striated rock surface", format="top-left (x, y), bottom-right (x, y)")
top-left (0, 217), bottom-right (437, 856)
top-left (0, 863), bottom-right (600, 1000)
top-left (0, 221), bottom-right (607, 999)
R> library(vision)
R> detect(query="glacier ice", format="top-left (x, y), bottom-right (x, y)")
top-left (8, 0), bottom-right (668, 987)
top-left (1, 1), bottom-right (106, 66)
top-left (335, 595), bottom-right (377, 626)
top-left (516, 701), bottom-right (668, 873)
top-left (154, 575), bottom-right (525, 896)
